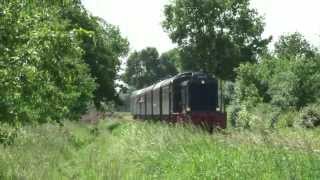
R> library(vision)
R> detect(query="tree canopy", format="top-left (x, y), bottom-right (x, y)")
top-left (229, 32), bottom-right (320, 128)
top-left (59, 0), bottom-right (129, 108)
top-left (159, 48), bottom-right (182, 72)
top-left (162, 0), bottom-right (270, 80)
top-left (274, 32), bottom-right (317, 59)
top-left (123, 47), bottom-right (178, 89)
top-left (0, 0), bottom-right (128, 123)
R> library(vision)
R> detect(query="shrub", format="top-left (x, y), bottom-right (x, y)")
top-left (267, 59), bottom-right (320, 109)
top-left (268, 71), bottom-right (300, 108)
top-left (227, 103), bottom-right (242, 127)
top-left (299, 104), bottom-right (320, 128)
top-left (237, 106), bottom-right (254, 129)
top-left (276, 110), bottom-right (299, 128)
top-left (234, 63), bottom-right (264, 107)
top-left (223, 81), bottom-right (235, 105)
top-left (234, 57), bottom-right (320, 111)
top-left (0, 124), bottom-right (18, 146)
top-left (250, 103), bottom-right (281, 129)
top-left (228, 103), bottom-right (287, 129)
top-left (229, 105), bottom-right (262, 129)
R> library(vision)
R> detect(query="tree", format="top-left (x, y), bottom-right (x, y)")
top-left (274, 32), bottom-right (317, 59)
top-left (234, 57), bottom-right (320, 110)
top-left (0, 1), bottom-right (95, 123)
top-left (123, 47), bottom-right (178, 89)
top-left (159, 48), bottom-right (182, 72)
top-left (124, 47), bottom-right (159, 89)
top-left (59, 1), bottom-right (129, 109)
top-left (162, 0), bottom-right (270, 80)
top-left (159, 50), bottom-right (180, 77)
top-left (0, 0), bottom-right (129, 124)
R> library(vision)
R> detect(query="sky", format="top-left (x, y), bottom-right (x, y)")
top-left (82, 0), bottom-right (320, 54)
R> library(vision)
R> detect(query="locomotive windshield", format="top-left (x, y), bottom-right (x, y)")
top-left (189, 82), bottom-right (218, 111)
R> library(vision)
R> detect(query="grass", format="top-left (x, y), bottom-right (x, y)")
top-left (1, 113), bottom-right (320, 179)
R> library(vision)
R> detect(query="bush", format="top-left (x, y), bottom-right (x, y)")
top-left (299, 104), bottom-right (320, 128)
top-left (234, 63), bottom-right (264, 107)
top-left (234, 57), bottom-right (320, 111)
top-left (0, 124), bottom-right (18, 146)
top-left (228, 103), bottom-right (288, 129)
top-left (267, 59), bottom-right (320, 109)
top-left (250, 103), bottom-right (281, 129)
top-left (228, 104), bottom-right (263, 129)
top-left (223, 81), bottom-right (235, 105)
top-left (276, 110), bottom-right (299, 128)
top-left (227, 103), bottom-right (242, 127)
top-left (236, 106), bottom-right (255, 129)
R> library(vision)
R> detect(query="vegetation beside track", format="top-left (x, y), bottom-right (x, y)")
top-left (1, 113), bottom-right (320, 179)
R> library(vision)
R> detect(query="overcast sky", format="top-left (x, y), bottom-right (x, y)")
top-left (82, 0), bottom-right (320, 54)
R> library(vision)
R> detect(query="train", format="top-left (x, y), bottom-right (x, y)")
top-left (130, 72), bottom-right (227, 130)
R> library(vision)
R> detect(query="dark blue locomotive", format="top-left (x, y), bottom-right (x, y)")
top-left (130, 72), bottom-right (226, 129)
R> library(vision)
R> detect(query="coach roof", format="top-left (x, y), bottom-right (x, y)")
top-left (132, 72), bottom-right (196, 96)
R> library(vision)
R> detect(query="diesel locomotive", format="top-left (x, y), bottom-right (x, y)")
top-left (130, 72), bottom-right (226, 130)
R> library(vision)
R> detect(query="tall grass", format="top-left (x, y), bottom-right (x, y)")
top-left (1, 114), bottom-right (320, 179)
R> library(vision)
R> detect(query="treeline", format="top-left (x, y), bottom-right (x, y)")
top-left (230, 33), bottom-right (320, 129)
top-left (123, 0), bottom-right (320, 129)
top-left (123, 48), bottom-right (179, 89)
top-left (0, 0), bottom-right (129, 124)
top-left (2, 0), bottom-right (320, 129)
top-left (124, 0), bottom-right (270, 89)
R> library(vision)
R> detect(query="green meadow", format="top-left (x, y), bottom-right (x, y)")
top-left (1, 113), bottom-right (320, 180)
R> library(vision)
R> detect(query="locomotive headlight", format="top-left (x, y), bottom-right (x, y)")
top-left (201, 80), bottom-right (206, 84)
top-left (187, 107), bottom-right (191, 112)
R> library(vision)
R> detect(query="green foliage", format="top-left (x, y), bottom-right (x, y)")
top-left (0, 1), bottom-right (128, 123)
top-left (227, 103), bottom-right (241, 127)
top-left (234, 57), bottom-right (320, 111)
top-left (0, 1), bottom-right (96, 123)
top-left (276, 110), bottom-right (299, 128)
top-left (266, 58), bottom-right (320, 109)
top-left (123, 47), bottom-right (178, 89)
top-left (275, 32), bottom-right (317, 59)
top-left (223, 81), bottom-right (235, 105)
top-left (163, 0), bottom-right (270, 80)
top-left (0, 123), bottom-right (18, 146)
top-left (233, 39), bottom-right (320, 128)
top-left (159, 49), bottom-right (180, 75)
top-left (236, 105), bottom-right (255, 129)
top-left (228, 103), bottom-right (276, 129)
top-left (234, 63), bottom-right (264, 107)
top-left (1, 117), bottom-right (320, 179)
top-left (59, 1), bottom-right (129, 108)
top-left (250, 103), bottom-right (281, 129)
top-left (123, 47), bottom-right (159, 89)
top-left (300, 104), bottom-right (320, 128)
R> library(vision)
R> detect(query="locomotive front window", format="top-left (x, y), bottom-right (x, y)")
top-left (189, 82), bottom-right (218, 111)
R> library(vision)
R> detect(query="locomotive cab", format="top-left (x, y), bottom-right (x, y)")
top-left (178, 73), bottom-right (226, 129)
top-left (180, 76), bottom-right (218, 113)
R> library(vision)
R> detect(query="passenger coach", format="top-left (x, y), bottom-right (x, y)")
top-left (130, 72), bottom-right (226, 130)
